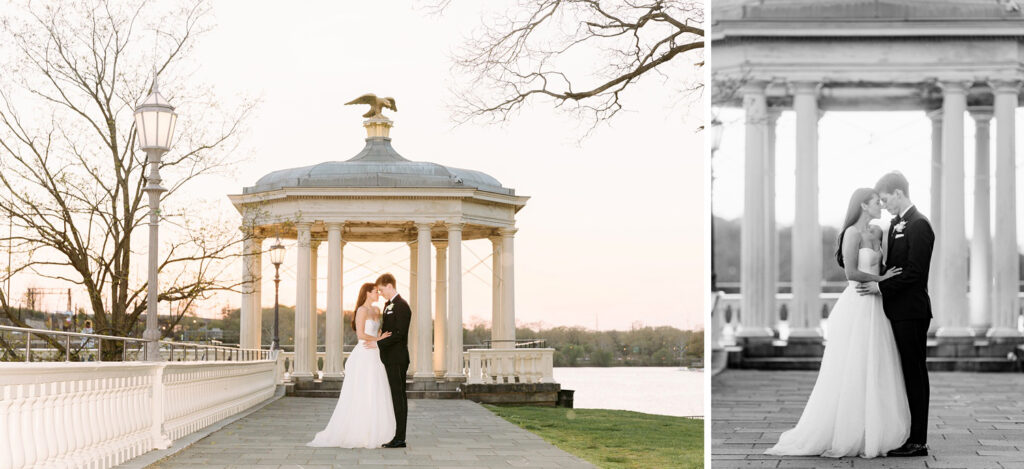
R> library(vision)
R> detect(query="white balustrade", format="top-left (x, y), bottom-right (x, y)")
top-left (463, 348), bottom-right (555, 385)
top-left (0, 356), bottom-right (276, 469)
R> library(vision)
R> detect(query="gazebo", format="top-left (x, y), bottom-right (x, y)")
top-left (712, 0), bottom-right (1024, 367)
top-left (228, 113), bottom-right (529, 385)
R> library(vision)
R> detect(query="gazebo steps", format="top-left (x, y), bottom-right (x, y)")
top-left (732, 356), bottom-right (1020, 372)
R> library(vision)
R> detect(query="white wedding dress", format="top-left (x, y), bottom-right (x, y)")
top-left (307, 318), bottom-right (396, 448)
top-left (765, 247), bottom-right (911, 458)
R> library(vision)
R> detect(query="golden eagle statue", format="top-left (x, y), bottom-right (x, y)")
top-left (345, 93), bottom-right (397, 119)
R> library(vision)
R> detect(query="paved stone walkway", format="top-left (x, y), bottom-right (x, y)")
top-left (713, 370), bottom-right (1024, 468)
top-left (148, 398), bottom-right (595, 468)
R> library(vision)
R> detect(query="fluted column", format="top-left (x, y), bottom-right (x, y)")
top-left (252, 239), bottom-right (262, 349)
top-left (969, 108), bottom-right (993, 335)
top-left (928, 110), bottom-right (943, 310)
top-left (324, 223), bottom-right (345, 379)
top-left (499, 228), bottom-right (517, 348)
top-left (790, 82), bottom-right (823, 339)
top-left (408, 241), bottom-right (418, 377)
top-left (490, 236), bottom-right (503, 347)
top-left (936, 81), bottom-right (971, 337)
top-left (738, 80), bottom-right (773, 339)
top-left (445, 224), bottom-right (466, 380)
top-left (414, 223), bottom-right (434, 380)
top-left (433, 240), bottom-right (448, 377)
top-left (308, 241), bottom-right (320, 375)
top-left (292, 223), bottom-right (313, 379)
top-left (989, 81), bottom-right (1022, 338)
top-left (240, 236), bottom-right (259, 349)
top-left (765, 108), bottom-right (779, 329)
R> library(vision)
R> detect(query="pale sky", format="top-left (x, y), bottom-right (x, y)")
top-left (7, 1), bottom-right (704, 332)
top-left (713, 107), bottom-right (1024, 244)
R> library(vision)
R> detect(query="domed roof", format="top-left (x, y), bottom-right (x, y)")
top-left (244, 137), bottom-right (512, 195)
top-left (714, 0), bottom-right (1024, 21)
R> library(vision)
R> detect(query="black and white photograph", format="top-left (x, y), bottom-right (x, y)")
top-left (710, 1), bottom-right (1024, 468)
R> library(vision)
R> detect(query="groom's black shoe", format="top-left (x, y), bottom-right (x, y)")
top-left (887, 443), bottom-right (928, 457)
top-left (382, 440), bottom-right (406, 448)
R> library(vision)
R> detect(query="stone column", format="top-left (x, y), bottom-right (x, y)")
top-left (499, 228), bottom-right (517, 348)
top-left (309, 241), bottom-right (320, 375)
top-left (323, 223), bottom-right (345, 379)
top-left (936, 82), bottom-right (972, 337)
top-left (240, 236), bottom-right (259, 349)
top-left (445, 224), bottom-right (466, 380)
top-left (408, 241), bottom-right (418, 378)
top-left (738, 80), bottom-right (773, 340)
top-left (928, 110), bottom-right (943, 311)
top-left (790, 81), bottom-right (823, 340)
top-left (490, 236), bottom-right (502, 347)
top-left (252, 238), bottom-right (262, 349)
top-left (292, 223), bottom-right (313, 379)
top-left (765, 108), bottom-right (780, 330)
top-left (989, 81), bottom-right (1022, 338)
top-left (433, 240), bottom-right (448, 377)
top-left (969, 108), bottom-right (993, 335)
top-left (414, 223), bottom-right (434, 380)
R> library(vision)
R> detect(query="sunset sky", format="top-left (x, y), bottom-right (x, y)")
top-left (7, 1), bottom-right (704, 332)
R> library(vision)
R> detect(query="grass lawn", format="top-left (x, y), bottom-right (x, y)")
top-left (484, 405), bottom-right (703, 469)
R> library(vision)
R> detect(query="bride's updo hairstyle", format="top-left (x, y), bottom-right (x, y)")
top-left (835, 187), bottom-right (877, 269)
top-left (352, 282), bottom-right (377, 331)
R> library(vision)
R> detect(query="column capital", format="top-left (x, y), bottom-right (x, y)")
top-left (310, 240), bottom-right (322, 249)
top-left (446, 222), bottom-right (465, 232)
top-left (990, 80), bottom-right (1022, 95)
top-left (740, 79), bottom-right (769, 96)
top-left (326, 222), bottom-right (345, 231)
top-left (969, 106), bottom-right (994, 122)
top-left (790, 81), bottom-right (820, 96)
top-left (939, 80), bottom-right (971, 94)
top-left (433, 240), bottom-right (449, 249)
top-left (415, 222), bottom-right (435, 231)
top-left (499, 227), bottom-right (518, 237)
top-left (294, 221), bottom-right (312, 230)
top-left (766, 107), bottom-right (782, 125)
top-left (926, 109), bottom-right (943, 122)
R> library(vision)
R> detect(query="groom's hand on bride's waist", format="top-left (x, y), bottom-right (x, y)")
top-left (856, 282), bottom-right (880, 296)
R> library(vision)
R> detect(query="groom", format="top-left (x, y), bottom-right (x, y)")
top-left (857, 171), bottom-right (934, 457)
top-left (373, 273), bottom-right (410, 448)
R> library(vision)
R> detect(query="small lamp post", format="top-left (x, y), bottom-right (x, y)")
top-left (135, 74), bottom-right (178, 361)
top-left (269, 239), bottom-right (286, 350)
top-left (710, 118), bottom-right (724, 292)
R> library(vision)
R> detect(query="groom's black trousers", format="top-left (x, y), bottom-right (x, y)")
top-left (383, 361), bottom-right (409, 441)
top-left (891, 318), bottom-right (930, 444)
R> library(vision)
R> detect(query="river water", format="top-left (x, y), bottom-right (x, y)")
top-left (552, 367), bottom-right (704, 417)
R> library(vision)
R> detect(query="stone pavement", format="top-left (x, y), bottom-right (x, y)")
top-left (713, 370), bottom-right (1024, 468)
top-left (147, 398), bottom-right (595, 469)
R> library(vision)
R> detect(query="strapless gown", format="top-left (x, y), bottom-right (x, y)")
top-left (765, 247), bottom-right (911, 458)
top-left (307, 319), bottom-right (396, 448)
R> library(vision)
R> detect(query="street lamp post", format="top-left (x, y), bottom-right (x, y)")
top-left (135, 74), bottom-right (178, 361)
top-left (269, 239), bottom-right (286, 351)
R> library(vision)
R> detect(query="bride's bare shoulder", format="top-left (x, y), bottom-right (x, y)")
top-left (869, 225), bottom-right (883, 239)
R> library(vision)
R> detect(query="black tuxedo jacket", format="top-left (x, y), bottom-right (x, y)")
top-left (376, 294), bottom-right (411, 366)
top-left (879, 205), bottom-right (934, 321)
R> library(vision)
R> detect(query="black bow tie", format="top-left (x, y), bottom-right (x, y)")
top-left (385, 300), bottom-right (392, 307)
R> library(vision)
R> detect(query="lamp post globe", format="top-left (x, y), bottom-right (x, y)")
top-left (270, 239), bottom-right (285, 351)
top-left (135, 74), bottom-right (177, 361)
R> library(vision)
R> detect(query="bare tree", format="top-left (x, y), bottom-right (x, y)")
top-left (445, 0), bottom-right (704, 130)
top-left (0, 0), bottom-right (256, 358)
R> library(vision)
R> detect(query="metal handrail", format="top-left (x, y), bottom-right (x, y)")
top-left (0, 325), bottom-right (273, 362)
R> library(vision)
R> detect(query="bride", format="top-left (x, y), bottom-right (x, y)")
top-left (765, 188), bottom-right (911, 458)
top-left (308, 282), bottom-right (396, 448)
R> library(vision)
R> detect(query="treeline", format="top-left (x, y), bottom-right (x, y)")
top-left (197, 307), bottom-right (701, 367)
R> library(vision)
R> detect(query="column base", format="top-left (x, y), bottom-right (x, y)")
top-left (970, 324), bottom-right (992, 337)
top-left (321, 372), bottom-right (345, 381)
top-left (443, 373), bottom-right (466, 382)
top-left (291, 372), bottom-right (315, 382)
top-left (936, 326), bottom-right (974, 338)
top-left (413, 372), bottom-right (436, 382)
top-left (786, 328), bottom-right (824, 341)
top-left (986, 327), bottom-right (1023, 339)
top-left (735, 327), bottom-right (774, 339)
top-left (434, 370), bottom-right (447, 379)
